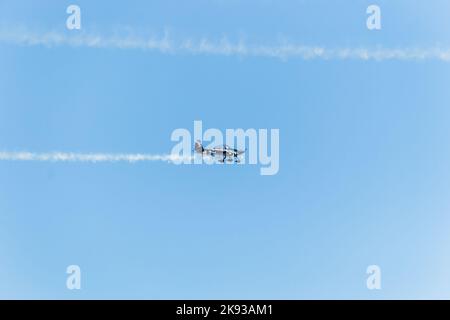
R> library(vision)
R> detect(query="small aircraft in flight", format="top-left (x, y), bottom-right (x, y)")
top-left (195, 140), bottom-right (246, 163)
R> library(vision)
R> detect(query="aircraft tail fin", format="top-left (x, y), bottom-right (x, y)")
top-left (194, 140), bottom-right (204, 153)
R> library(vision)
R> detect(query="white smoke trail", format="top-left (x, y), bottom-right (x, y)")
top-left (0, 151), bottom-right (192, 163)
top-left (1, 27), bottom-right (450, 61)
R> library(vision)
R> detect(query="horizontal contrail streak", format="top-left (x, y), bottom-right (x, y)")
top-left (0, 151), bottom-right (191, 163)
top-left (1, 27), bottom-right (450, 61)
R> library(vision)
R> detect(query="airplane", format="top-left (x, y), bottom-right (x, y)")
top-left (195, 140), bottom-right (245, 163)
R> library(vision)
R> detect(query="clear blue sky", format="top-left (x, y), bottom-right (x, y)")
top-left (1, 0), bottom-right (450, 299)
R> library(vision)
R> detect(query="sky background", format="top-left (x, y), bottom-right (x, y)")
top-left (1, 0), bottom-right (450, 299)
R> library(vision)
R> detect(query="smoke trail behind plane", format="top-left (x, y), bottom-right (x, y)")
top-left (0, 151), bottom-right (191, 163)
